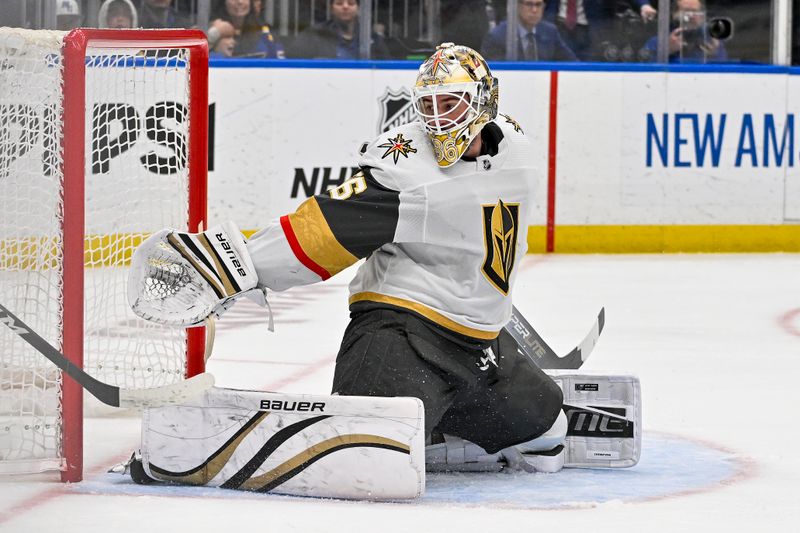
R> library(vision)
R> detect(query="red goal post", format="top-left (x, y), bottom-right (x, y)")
top-left (0, 28), bottom-right (209, 483)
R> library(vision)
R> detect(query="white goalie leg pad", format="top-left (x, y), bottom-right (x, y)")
top-left (547, 372), bottom-right (642, 468)
top-left (138, 387), bottom-right (425, 500)
top-left (128, 221), bottom-right (262, 327)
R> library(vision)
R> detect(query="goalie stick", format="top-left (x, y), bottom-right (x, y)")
top-left (505, 306), bottom-right (605, 370)
top-left (0, 302), bottom-right (214, 409)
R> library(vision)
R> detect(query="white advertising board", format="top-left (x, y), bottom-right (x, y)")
top-left (206, 63), bottom-right (800, 249)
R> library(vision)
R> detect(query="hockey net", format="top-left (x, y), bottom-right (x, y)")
top-left (0, 28), bottom-right (208, 481)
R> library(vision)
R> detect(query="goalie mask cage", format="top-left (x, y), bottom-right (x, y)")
top-left (0, 28), bottom-right (208, 482)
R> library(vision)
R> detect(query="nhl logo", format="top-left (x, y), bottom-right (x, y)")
top-left (377, 87), bottom-right (415, 133)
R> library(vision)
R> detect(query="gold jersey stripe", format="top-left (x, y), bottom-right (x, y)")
top-left (239, 434), bottom-right (410, 491)
top-left (349, 292), bottom-right (500, 340)
top-left (286, 197), bottom-right (358, 276)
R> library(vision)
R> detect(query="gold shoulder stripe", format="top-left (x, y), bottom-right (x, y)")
top-left (287, 197), bottom-right (358, 276)
top-left (239, 434), bottom-right (410, 491)
top-left (349, 292), bottom-right (500, 340)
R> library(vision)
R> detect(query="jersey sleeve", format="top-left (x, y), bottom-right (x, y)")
top-left (246, 167), bottom-right (401, 290)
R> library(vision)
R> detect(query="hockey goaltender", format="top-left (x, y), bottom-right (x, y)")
top-left (125, 43), bottom-right (641, 500)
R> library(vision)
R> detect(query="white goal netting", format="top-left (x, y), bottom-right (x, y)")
top-left (0, 28), bottom-right (204, 476)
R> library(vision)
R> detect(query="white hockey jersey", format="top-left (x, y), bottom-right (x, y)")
top-left (247, 114), bottom-right (537, 340)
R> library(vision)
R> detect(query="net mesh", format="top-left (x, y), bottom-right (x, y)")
top-left (0, 28), bottom-right (196, 474)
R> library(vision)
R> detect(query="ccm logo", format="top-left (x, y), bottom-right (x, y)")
top-left (259, 400), bottom-right (326, 412)
top-left (563, 405), bottom-right (634, 438)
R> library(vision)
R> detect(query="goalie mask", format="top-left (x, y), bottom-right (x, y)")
top-left (412, 43), bottom-right (499, 167)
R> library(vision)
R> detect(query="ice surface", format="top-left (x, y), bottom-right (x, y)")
top-left (1, 253), bottom-right (797, 532)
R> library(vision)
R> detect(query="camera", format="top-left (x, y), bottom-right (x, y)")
top-left (679, 10), bottom-right (734, 48)
top-left (706, 17), bottom-right (734, 40)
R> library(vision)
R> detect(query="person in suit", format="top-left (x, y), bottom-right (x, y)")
top-left (481, 0), bottom-right (577, 61)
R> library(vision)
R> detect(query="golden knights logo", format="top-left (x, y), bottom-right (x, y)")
top-left (377, 87), bottom-right (415, 133)
top-left (418, 48), bottom-right (452, 84)
top-left (378, 133), bottom-right (417, 164)
top-left (481, 200), bottom-right (519, 295)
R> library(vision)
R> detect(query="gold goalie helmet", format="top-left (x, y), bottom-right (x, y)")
top-left (412, 43), bottom-right (499, 167)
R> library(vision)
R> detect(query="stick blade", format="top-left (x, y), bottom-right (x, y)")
top-left (549, 307), bottom-right (605, 369)
top-left (118, 372), bottom-right (215, 409)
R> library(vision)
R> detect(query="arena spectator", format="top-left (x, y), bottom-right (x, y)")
top-left (99, 0), bottom-right (138, 29)
top-left (208, 0), bottom-right (284, 58)
top-left (138, 0), bottom-right (192, 29)
top-left (207, 18), bottom-right (235, 55)
top-left (56, 0), bottom-right (83, 31)
top-left (481, 0), bottom-right (577, 61)
top-left (641, 0), bottom-right (728, 63)
top-left (546, 0), bottom-right (657, 61)
top-left (210, 32), bottom-right (236, 58)
top-left (290, 0), bottom-right (390, 59)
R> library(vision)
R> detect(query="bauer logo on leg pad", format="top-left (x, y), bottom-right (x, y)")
top-left (259, 399), bottom-right (325, 412)
top-left (139, 388), bottom-right (426, 500)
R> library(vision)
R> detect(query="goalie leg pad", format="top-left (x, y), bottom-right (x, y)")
top-left (137, 387), bottom-right (425, 500)
top-left (548, 372), bottom-right (642, 468)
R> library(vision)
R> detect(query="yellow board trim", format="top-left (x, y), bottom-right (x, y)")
top-left (287, 198), bottom-right (359, 276)
top-left (1, 233), bottom-right (149, 270)
top-left (527, 225), bottom-right (800, 253)
top-left (349, 291), bottom-right (500, 340)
